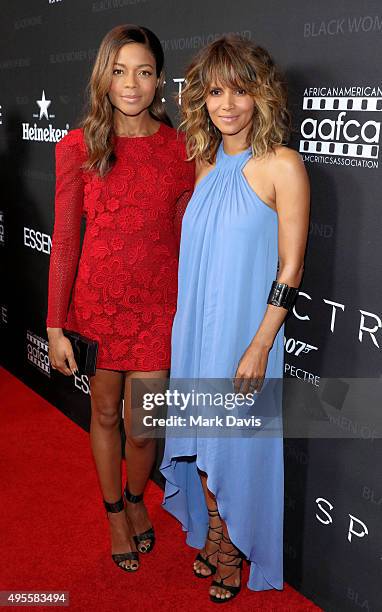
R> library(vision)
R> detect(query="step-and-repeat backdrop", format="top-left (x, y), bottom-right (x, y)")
top-left (1, 1), bottom-right (381, 610)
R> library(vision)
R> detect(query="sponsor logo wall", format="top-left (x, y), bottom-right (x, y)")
top-left (0, 1), bottom-right (381, 610)
top-left (22, 90), bottom-right (70, 143)
top-left (300, 86), bottom-right (381, 169)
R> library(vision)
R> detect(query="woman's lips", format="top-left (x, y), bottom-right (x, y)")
top-left (121, 95), bottom-right (141, 102)
top-left (219, 115), bottom-right (239, 123)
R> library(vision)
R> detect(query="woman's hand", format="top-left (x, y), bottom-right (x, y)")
top-left (47, 328), bottom-right (78, 376)
top-left (233, 340), bottom-right (271, 394)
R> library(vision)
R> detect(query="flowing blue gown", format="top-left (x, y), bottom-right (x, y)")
top-left (159, 142), bottom-right (284, 591)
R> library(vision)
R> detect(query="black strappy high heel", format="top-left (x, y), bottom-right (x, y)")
top-left (193, 508), bottom-right (223, 578)
top-left (209, 533), bottom-right (244, 603)
top-left (103, 496), bottom-right (139, 572)
top-left (124, 485), bottom-right (155, 554)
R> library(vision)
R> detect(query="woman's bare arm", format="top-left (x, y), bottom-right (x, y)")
top-left (234, 147), bottom-right (310, 393)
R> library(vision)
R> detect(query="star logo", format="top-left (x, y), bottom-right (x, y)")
top-left (36, 91), bottom-right (51, 120)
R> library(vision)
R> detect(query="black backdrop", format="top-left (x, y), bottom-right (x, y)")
top-left (1, 2), bottom-right (382, 611)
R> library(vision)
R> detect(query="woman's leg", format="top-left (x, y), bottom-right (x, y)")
top-left (90, 367), bottom-right (138, 570)
top-left (123, 369), bottom-right (168, 550)
top-left (197, 471), bottom-right (242, 600)
top-left (193, 469), bottom-right (222, 576)
top-left (209, 520), bottom-right (243, 600)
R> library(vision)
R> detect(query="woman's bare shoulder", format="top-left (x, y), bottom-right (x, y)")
top-left (269, 145), bottom-right (310, 200)
top-left (270, 145), bottom-right (305, 169)
top-left (195, 157), bottom-right (215, 185)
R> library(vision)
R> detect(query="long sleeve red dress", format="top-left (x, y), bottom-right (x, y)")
top-left (46, 122), bottom-right (195, 371)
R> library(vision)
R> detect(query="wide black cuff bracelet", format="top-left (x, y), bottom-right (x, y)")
top-left (267, 281), bottom-right (299, 310)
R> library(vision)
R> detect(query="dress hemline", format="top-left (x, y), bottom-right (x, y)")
top-left (160, 451), bottom-right (284, 593)
top-left (95, 361), bottom-right (170, 373)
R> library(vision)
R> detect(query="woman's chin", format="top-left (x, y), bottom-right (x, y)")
top-left (217, 124), bottom-right (246, 137)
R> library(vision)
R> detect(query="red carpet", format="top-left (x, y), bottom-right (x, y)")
top-left (0, 367), bottom-right (321, 611)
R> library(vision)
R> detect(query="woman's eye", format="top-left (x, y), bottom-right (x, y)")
top-left (210, 89), bottom-right (221, 96)
top-left (139, 70), bottom-right (152, 77)
top-left (235, 89), bottom-right (246, 95)
top-left (113, 69), bottom-right (123, 75)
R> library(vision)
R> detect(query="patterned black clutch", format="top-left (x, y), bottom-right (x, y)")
top-left (63, 329), bottom-right (99, 376)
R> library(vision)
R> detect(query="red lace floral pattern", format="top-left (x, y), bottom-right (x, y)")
top-left (47, 123), bottom-right (195, 370)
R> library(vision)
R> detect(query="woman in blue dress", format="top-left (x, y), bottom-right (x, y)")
top-left (160, 35), bottom-right (310, 603)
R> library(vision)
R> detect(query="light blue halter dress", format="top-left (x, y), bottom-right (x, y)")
top-left (160, 142), bottom-right (284, 591)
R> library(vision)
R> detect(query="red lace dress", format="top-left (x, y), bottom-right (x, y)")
top-left (46, 123), bottom-right (195, 371)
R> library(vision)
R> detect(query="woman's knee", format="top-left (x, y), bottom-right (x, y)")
top-left (125, 434), bottom-right (154, 449)
top-left (91, 397), bottom-right (121, 429)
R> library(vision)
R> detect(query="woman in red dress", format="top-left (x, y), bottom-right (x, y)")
top-left (46, 24), bottom-right (194, 572)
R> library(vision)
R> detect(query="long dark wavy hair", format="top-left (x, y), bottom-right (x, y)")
top-left (81, 24), bottom-right (172, 177)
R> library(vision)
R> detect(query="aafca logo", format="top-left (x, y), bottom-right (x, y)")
top-left (26, 330), bottom-right (50, 377)
top-left (22, 90), bottom-right (69, 143)
top-left (300, 86), bottom-right (382, 169)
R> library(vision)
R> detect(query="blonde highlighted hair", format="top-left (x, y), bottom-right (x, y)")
top-left (80, 24), bottom-right (172, 177)
top-left (179, 35), bottom-right (291, 163)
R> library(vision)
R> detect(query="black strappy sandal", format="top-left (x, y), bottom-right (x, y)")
top-left (209, 533), bottom-right (244, 603)
top-left (193, 508), bottom-right (223, 578)
top-left (103, 496), bottom-right (139, 572)
top-left (124, 485), bottom-right (155, 554)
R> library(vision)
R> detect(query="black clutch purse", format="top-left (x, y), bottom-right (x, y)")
top-left (63, 329), bottom-right (99, 376)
